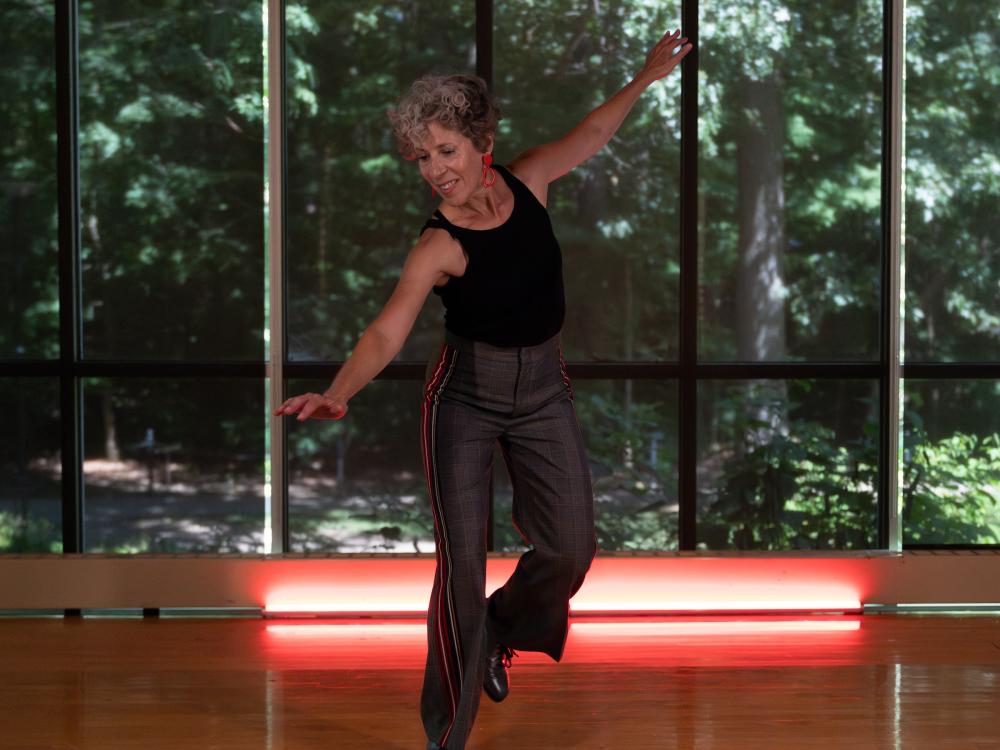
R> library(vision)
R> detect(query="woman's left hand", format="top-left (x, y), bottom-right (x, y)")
top-left (638, 29), bottom-right (693, 84)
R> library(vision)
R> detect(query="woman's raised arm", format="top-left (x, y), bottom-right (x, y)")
top-left (511, 28), bottom-right (692, 185)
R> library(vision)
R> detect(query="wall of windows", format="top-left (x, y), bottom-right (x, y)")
top-left (1, 0), bottom-right (996, 554)
top-left (900, 2), bottom-right (1000, 545)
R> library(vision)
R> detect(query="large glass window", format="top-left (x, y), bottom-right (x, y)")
top-left (698, 0), bottom-right (883, 362)
top-left (5, 1), bottom-right (999, 556)
top-left (903, 1), bottom-right (1000, 364)
top-left (81, 377), bottom-right (266, 552)
top-left (901, 0), bottom-right (1000, 545)
top-left (285, 1), bottom-right (474, 364)
top-left (286, 378), bottom-right (430, 552)
top-left (0, 1), bottom-right (59, 360)
top-left (0, 378), bottom-right (62, 553)
top-left (697, 379), bottom-right (878, 550)
top-left (78, 1), bottom-right (265, 361)
top-left (283, 2), bottom-right (474, 553)
top-left (902, 380), bottom-right (1000, 545)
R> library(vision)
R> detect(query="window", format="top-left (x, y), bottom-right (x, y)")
top-left (901, 0), bottom-right (1000, 546)
top-left (4, 0), bottom-right (997, 555)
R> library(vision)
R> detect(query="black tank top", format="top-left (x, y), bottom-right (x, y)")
top-left (419, 163), bottom-right (565, 347)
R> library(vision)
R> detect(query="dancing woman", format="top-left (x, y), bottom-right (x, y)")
top-left (275, 28), bottom-right (691, 750)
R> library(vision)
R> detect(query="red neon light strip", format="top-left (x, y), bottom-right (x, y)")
top-left (265, 595), bottom-right (861, 615)
top-left (267, 623), bottom-right (426, 637)
top-left (262, 558), bottom-right (864, 615)
top-left (569, 619), bottom-right (861, 635)
top-left (265, 600), bottom-right (426, 614)
top-left (569, 598), bottom-right (862, 613)
top-left (264, 618), bottom-right (860, 638)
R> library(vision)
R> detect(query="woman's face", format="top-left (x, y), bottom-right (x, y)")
top-left (415, 121), bottom-right (492, 204)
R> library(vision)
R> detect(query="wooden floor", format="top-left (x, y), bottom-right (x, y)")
top-left (2, 613), bottom-right (999, 749)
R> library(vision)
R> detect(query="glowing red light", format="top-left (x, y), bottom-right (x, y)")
top-left (263, 557), bottom-right (863, 616)
top-left (569, 618), bottom-right (860, 636)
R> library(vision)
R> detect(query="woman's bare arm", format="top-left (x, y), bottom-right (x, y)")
top-left (510, 28), bottom-right (692, 185)
top-left (275, 229), bottom-right (453, 420)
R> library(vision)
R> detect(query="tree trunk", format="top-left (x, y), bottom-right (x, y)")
top-left (735, 74), bottom-right (789, 456)
top-left (86, 205), bottom-right (121, 462)
top-left (726, 72), bottom-right (791, 547)
top-left (735, 74), bottom-right (787, 366)
top-left (102, 394), bottom-right (120, 462)
top-left (622, 257), bottom-right (635, 468)
top-left (319, 143), bottom-right (331, 301)
top-left (335, 428), bottom-right (352, 485)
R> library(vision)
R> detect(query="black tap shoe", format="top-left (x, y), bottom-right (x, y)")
top-left (483, 641), bottom-right (517, 702)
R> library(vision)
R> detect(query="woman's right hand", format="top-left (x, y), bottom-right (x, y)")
top-left (273, 393), bottom-right (349, 421)
top-left (637, 28), bottom-right (692, 84)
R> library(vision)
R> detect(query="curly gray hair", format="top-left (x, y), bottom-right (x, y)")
top-left (387, 73), bottom-right (502, 160)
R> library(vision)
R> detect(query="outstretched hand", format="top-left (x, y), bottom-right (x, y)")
top-left (638, 28), bottom-right (693, 84)
top-left (274, 393), bottom-right (349, 421)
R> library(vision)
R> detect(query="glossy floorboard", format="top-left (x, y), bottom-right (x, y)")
top-left (1, 614), bottom-right (998, 749)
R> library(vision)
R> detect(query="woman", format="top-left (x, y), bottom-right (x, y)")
top-left (275, 28), bottom-right (691, 750)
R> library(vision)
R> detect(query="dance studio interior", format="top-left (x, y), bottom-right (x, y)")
top-left (2, 0), bottom-right (998, 748)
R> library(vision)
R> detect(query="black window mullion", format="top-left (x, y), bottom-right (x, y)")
top-left (476, 0), bottom-right (493, 91)
top-left (678, 0), bottom-right (698, 550)
top-left (878, 0), bottom-right (904, 551)
top-left (276, 0), bottom-right (290, 555)
top-left (902, 363), bottom-right (1000, 379)
top-left (478, 0), bottom-right (495, 551)
top-left (56, 0), bottom-right (83, 556)
top-left (287, 362), bottom-right (883, 381)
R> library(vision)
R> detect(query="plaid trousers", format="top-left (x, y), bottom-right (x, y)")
top-left (419, 329), bottom-right (598, 750)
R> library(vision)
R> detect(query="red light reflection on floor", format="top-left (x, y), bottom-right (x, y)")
top-left (261, 616), bottom-right (864, 670)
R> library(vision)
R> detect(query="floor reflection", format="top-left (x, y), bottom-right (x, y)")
top-left (3, 615), bottom-right (998, 749)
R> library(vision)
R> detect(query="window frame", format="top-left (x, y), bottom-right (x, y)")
top-left (7, 0), bottom-right (994, 555)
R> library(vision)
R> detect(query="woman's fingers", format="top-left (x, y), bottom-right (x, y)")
top-left (643, 31), bottom-right (693, 82)
top-left (297, 399), bottom-right (319, 421)
top-left (660, 29), bottom-right (682, 46)
top-left (273, 394), bottom-right (310, 416)
top-left (273, 397), bottom-right (295, 416)
top-left (273, 393), bottom-right (348, 420)
top-left (646, 30), bottom-right (690, 69)
top-left (663, 34), bottom-right (688, 51)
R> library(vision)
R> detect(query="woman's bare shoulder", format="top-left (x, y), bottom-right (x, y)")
top-left (506, 156), bottom-right (550, 208)
top-left (417, 224), bottom-right (467, 282)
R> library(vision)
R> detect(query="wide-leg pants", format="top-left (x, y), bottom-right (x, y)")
top-left (419, 329), bottom-right (598, 750)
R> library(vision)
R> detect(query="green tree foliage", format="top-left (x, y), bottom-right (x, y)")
top-left (1, 0), bottom-right (58, 360)
top-left (902, 380), bottom-right (1000, 544)
top-left (285, 0), bottom-right (473, 367)
top-left (903, 431), bottom-right (1000, 544)
top-left (77, 0), bottom-right (265, 363)
top-left (903, 2), bottom-right (1000, 362)
top-left (898, 1), bottom-right (1000, 544)
top-left (700, 381), bottom-right (879, 550)
top-left (698, 0), bottom-right (886, 362)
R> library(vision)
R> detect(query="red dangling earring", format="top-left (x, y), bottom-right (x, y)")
top-left (430, 184), bottom-right (437, 198)
top-left (482, 152), bottom-right (496, 188)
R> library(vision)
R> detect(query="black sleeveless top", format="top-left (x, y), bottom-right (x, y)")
top-left (419, 163), bottom-right (565, 347)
